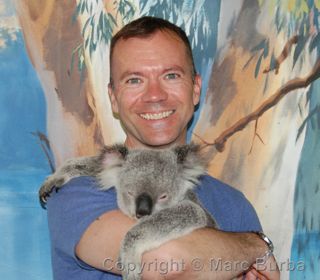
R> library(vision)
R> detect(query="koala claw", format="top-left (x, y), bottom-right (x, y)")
top-left (38, 192), bottom-right (49, 209)
top-left (38, 175), bottom-right (67, 206)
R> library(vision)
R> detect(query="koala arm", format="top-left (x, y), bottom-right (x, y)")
top-left (39, 155), bottom-right (101, 204)
top-left (39, 144), bottom-right (127, 205)
top-left (76, 210), bottom-right (279, 279)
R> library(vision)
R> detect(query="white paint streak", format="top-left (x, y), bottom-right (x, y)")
top-left (77, 4), bottom-right (126, 145)
top-left (216, 0), bottom-right (243, 61)
top-left (255, 102), bottom-right (307, 279)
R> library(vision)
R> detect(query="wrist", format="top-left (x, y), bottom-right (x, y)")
top-left (254, 231), bottom-right (274, 263)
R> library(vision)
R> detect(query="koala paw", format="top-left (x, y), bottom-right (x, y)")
top-left (119, 250), bottom-right (142, 280)
top-left (39, 175), bottom-right (68, 206)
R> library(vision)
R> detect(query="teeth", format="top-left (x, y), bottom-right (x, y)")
top-left (140, 110), bottom-right (174, 120)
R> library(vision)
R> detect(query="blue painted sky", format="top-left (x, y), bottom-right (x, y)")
top-left (0, 2), bottom-right (52, 279)
top-left (0, 30), bottom-right (49, 170)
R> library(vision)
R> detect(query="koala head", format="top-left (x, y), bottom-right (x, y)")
top-left (98, 143), bottom-right (210, 219)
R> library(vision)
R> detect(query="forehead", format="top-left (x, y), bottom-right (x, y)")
top-left (111, 31), bottom-right (190, 73)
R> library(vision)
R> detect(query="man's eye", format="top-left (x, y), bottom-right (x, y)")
top-left (126, 78), bottom-right (141, 84)
top-left (165, 73), bottom-right (180, 80)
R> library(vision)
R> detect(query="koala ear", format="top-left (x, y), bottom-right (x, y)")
top-left (174, 143), bottom-right (212, 189)
top-left (97, 144), bottom-right (128, 190)
top-left (99, 144), bottom-right (128, 167)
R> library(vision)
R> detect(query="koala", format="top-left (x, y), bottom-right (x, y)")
top-left (39, 143), bottom-right (217, 280)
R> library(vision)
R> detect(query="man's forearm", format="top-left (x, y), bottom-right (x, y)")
top-left (142, 228), bottom-right (278, 280)
top-left (76, 210), bottom-right (279, 279)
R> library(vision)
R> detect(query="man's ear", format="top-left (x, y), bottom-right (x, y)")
top-left (108, 82), bottom-right (119, 114)
top-left (192, 74), bottom-right (202, 106)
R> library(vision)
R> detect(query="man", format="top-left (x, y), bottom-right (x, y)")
top-left (47, 16), bottom-right (280, 279)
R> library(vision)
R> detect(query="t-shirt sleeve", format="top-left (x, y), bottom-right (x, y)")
top-left (238, 193), bottom-right (262, 232)
top-left (46, 176), bottom-right (118, 270)
top-left (196, 175), bottom-right (262, 232)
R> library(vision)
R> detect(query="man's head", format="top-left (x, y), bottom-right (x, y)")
top-left (108, 17), bottom-right (201, 149)
top-left (109, 16), bottom-right (196, 85)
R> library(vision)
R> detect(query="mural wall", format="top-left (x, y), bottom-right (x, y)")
top-left (1, 0), bottom-right (319, 279)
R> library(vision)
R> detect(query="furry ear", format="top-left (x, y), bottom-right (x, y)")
top-left (174, 143), bottom-right (212, 189)
top-left (97, 144), bottom-right (128, 190)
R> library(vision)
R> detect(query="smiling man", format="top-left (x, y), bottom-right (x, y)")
top-left (108, 23), bottom-right (201, 149)
top-left (46, 17), bottom-right (280, 280)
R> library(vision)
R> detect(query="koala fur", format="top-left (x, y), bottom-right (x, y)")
top-left (39, 143), bottom-right (217, 280)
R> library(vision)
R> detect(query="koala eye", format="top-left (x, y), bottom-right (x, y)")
top-left (158, 193), bottom-right (168, 201)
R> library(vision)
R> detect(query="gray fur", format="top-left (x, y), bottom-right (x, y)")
top-left (39, 143), bottom-right (217, 280)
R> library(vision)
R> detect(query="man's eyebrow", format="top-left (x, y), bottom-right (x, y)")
top-left (119, 66), bottom-right (186, 80)
top-left (120, 71), bottom-right (144, 81)
top-left (163, 66), bottom-right (186, 74)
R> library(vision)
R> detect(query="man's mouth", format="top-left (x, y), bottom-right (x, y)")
top-left (139, 110), bottom-right (174, 120)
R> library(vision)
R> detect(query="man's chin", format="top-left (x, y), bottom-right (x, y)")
top-left (141, 134), bottom-right (185, 149)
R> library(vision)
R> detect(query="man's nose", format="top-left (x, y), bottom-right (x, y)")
top-left (135, 193), bottom-right (153, 219)
top-left (141, 79), bottom-right (168, 102)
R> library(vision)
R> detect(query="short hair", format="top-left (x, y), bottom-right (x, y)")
top-left (109, 16), bottom-right (196, 85)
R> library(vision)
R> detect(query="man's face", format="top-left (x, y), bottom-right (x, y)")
top-left (108, 30), bottom-right (201, 149)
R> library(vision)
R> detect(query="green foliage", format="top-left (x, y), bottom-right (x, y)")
top-left (309, 32), bottom-right (320, 52)
top-left (296, 104), bottom-right (320, 142)
top-left (71, 0), bottom-right (215, 75)
top-left (255, 53), bottom-right (264, 78)
top-left (71, 0), bottom-right (136, 73)
top-left (246, 39), bottom-right (270, 78)
top-left (118, 0), bottom-right (135, 21)
top-left (293, 35), bottom-right (308, 69)
top-left (253, 0), bottom-right (319, 77)
top-left (139, 0), bottom-right (214, 63)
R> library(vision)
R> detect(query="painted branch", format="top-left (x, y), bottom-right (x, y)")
top-left (213, 58), bottom-right (320, 152)
top-left (31, 131), bottom-right (55, 173)
top-left (263, 35), bottom-right (299, 74)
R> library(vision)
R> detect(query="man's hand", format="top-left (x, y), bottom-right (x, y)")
top-left (237, 256), bottom-right (280, 280)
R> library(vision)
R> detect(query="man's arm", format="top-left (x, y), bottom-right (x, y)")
top-left (75, 210), bottom-right (134, 273)
top-left (76, 210), bottom-right (279, 279)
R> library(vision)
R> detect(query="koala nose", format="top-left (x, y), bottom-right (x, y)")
top-left (135, 193), bottom-right (153, 219)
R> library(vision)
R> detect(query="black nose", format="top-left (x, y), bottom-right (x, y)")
top-left (135, 193), bottom-right (153, 218)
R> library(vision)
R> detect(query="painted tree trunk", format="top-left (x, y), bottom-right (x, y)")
top-left (14, 0), bottom-right (125, 166)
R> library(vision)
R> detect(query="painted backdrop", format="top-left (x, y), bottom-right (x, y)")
top-left (1, 0), bottom-right (319, 279)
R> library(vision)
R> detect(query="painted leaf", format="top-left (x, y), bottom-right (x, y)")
top-left (293, 35), bottom-right (308, 69)
top-left (243, 54), bottom-right (256, 70)
top-left (263, 39), bottom-right (269, 58)
top-left (108, 13), bottom-right (117, 27)
top-left (251, 39), bottom-right (267, 52)
top-left (309, 32), bottom-right (320, 52)
top-left (82, 17), bottom-right (91, 37)
top-left (255, 53), bottom-right (264, 78)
